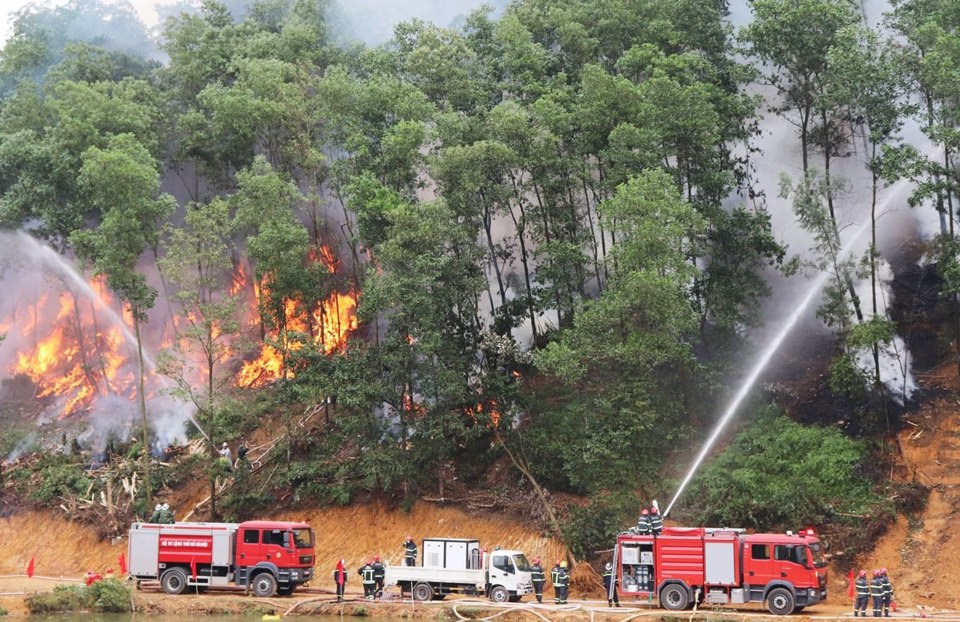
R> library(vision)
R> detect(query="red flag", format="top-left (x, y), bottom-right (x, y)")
top-left (118, 553), bottom-right (127, 576)
top-left (26, 556), bottom-right (35, 578)
top-left (190, 557), bottom-right (197, 580)
top-left (847, 569), bottom-right (855, 599)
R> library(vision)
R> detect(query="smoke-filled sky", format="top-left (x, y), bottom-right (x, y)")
top-left (1, 0), bottom-right (507, 48)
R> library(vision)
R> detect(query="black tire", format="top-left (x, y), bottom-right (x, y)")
top-left (160, 568), bottom-right (189, 595)
top-left (277, 585), bottom-right (295, 596)
top-left (766, 587), bottom-right (796, 615)
top-left (412, 582), bottom-right (433, 601)
top-left (660, 584), bottom-right (690, 611)
top-left (508, 595), bottom-right (522, 603)
top-left (251, 572), bottom-right (278, 597)
top-left (489, 585), bottom-right (509, 603)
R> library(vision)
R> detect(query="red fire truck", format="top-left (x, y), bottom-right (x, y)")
top-left (128, 520), bottom-right (315, 597)
top-left (613, 527), bottom-right (827, 615)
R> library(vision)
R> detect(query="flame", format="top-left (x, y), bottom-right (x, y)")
top-left (8, 280), bottom-right (137, 419)
top-left (237, 244), bottom-right (359, 387)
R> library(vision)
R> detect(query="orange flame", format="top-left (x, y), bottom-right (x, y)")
top-left (237, 244), bottom-right (358, 387)
top-left (9, 280), bottom-right (136, 419)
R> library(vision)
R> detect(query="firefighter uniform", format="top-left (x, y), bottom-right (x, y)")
top-left (550, 563), bottom-right (561, 604)
top-left (880, 569), bottom-right (893, 617)
top-left (870, 572), bottom-right (885, 617)
top-left (372, 557), bottom-right (385, 598)
top-left (333, 560), bottom-right (347, 601)
top-left (649, 508), bottom-right (663, 535)
top-left (555, 562), bottom-right (569, 605)
top-left (636, 510), bottom-right (651, 535)
top-left (854, 571), bottom-right (869, 616)
top-left (602, 562), bottom-right (620, 607)
top-left (359, 561), bottom-right (376, 599)
top-left (404, 537), bottom-right (418, 567)
top-left (530, 559), bottom-right (546, 603)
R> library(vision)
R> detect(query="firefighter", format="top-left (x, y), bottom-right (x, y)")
top-left (158, 503), bottom-right (175, 524)
top-left (530, 557), bottom-right (546, 603)
top-left (218, 442), bottom-right (233, 469)
top-left (880, 567), bottom-right (893, 617)
top-left (636, 509), bottom-right (651, 535)
top-left (149, 503), bottom-right (162, 522)
top-left (555, 561), bottom-right (569, 605)
top-left (854, 569), bottom-right (869, 616)
top-left (603, 562), bottom-right (620, 607)
top-left (550, 560), bottom-right (562, 604)
top-left (404, 536), bottom-right (417, 567)
top-left (870, 570), bottom-right (885, 617)
top-left (649, 507), bottom-right (663, 535)
top-left (333, 559), bottom-right (347, 602)
top-left (372, 555), bottom-right (385, 598)
top-left (359, 559), bottom-right (376, 600)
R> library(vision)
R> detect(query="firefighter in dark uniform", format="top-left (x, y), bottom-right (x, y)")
top-left (530, 557), bottom-right (546, 603)
top-left (880, 568), bottom-right (893, 617)
top-left (372, 555), bottom-right (385, 598)
top-left (636, 509), bottom-right (651, 535)
top-left (603, 562), bottom-right (620, 607)
top-left (404, 536), bottom-right (417, 566)
top-left (649, 507), bottom-right (663, 535)
top-left (550, 561), bottom-right (562, 604)
top-left (854, 569), bottom-right (869, 616)
top-left (555, 561), bottom-right (569, 605)
top-left (359, 559), bottom-right (376, 600)
top-left (870, 570), bottom-right (885, 617)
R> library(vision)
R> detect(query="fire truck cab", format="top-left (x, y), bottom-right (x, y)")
top-left (615, 527), bottom-right (827, 615)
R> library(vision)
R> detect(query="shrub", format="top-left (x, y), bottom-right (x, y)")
top-left (88, 578), bottom-right (132, 612)
top-left (25, 580), bottom-right (131, 614)
top-left (676, 408), bottom-right (880, 530)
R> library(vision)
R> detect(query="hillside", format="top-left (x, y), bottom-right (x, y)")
top-left (3, 382), bottom-right (960, 618)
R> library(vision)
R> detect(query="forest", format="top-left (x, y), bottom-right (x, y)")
top-left (0, 0), bottom-right (957, 563)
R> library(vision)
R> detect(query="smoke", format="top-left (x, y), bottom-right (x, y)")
top-left (327, 0), bottom-right (507, 46)
top-left (0, 230), bottom-right (192, 455)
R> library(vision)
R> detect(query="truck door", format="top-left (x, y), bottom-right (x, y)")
top-left (744, 542), bottom-right (775, 595)
top-left (773, 544), bottom-right (808, 582)
top-left (490, 554), bottom-right (515, 587)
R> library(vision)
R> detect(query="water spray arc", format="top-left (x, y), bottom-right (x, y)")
top-left (663, 218), bottom-right (872, 518)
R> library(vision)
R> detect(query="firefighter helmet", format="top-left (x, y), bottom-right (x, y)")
top-left (859, 570), bottom-right (867, 578)
top-left (162, 503), bottom-right (169, 510)
top-left (641, 509), bottom-right (649, 515)
top-left (534, 557), bottom-right (541, 564)
top-left (651, 506), bottom-right (659, 513)
top-left (374, 555), bottom-right (381, 562)
top-left (880, 567), bottom-right (887, 575)
top-left (560, 561), bottom-right (567, 568)
top-left (605, 562), bottom-right (612, 570)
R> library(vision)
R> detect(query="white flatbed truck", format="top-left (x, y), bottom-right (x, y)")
top-left (384, 538), bottom-right (534, 603)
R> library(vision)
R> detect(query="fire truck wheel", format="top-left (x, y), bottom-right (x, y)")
top-left (160, 568), bottom-right (189, 595)
top-left (251, 573), bottom-right (278, 597)
top-left (766, 587), bottom-right (796, 615)
top-left (277, 585), bottom-right (295, 596)
top-left (489, 585), bottom-right (509, 603)
top-left (412, 582), bottom-right (434, 601)
top-left (660, 584), bottom-right (690, 610)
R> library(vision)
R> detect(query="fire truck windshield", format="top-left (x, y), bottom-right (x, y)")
top-left (512, 554), bottom-right (531, 572)
top-left (808, 542), bottom-right (826, 568)
top-left (293, 528), bottom-right (314, 549)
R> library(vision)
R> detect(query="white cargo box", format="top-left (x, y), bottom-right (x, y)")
top-left (422, 538), bottom-right (483, 570)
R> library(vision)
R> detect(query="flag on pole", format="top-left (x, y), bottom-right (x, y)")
top-left (847, 569), bottom-right (855, 598)
top-left (118, 553), bottom-right (127, 575)
top-left (26, 556), bottom-right (35, 578)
